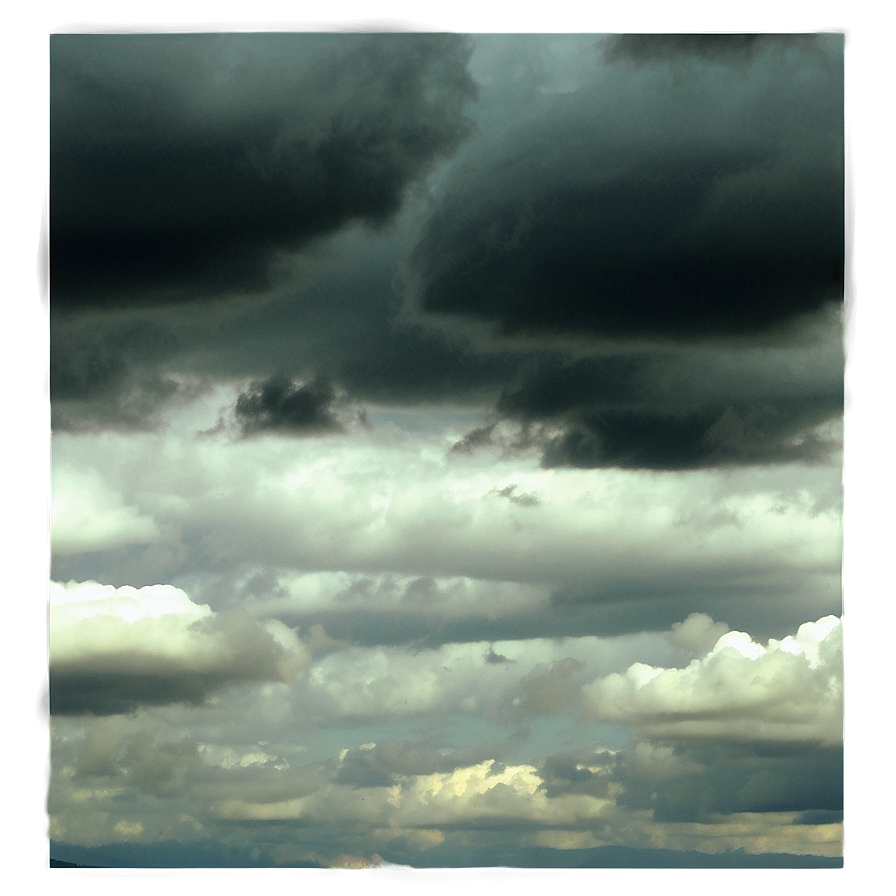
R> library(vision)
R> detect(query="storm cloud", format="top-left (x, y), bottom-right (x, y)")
top-left (51, 33), bottom-right (476, 307)
top-left (234, 374), bottom-right (348, 435)
top-left (609, 740), bottom-right (843, 823)
top-left (601, 33), bottom-right (821, 65)
top-left (409, 34), bottom-right (842, 342)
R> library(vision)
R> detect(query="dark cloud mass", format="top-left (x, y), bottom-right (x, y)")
top-left (50, 667), bottom-right (233, 716)
top-left (458, 346), bottom-right (843, 469)
top-left (48, 32), bottom-right (844, 464)
top-left (610, 740), bottom-right (843, 822)
top-left (50, 317), bottom-right (185, 430)
top-left (602, 33), bottom-right (819, 64)
top-left (537, 739), bottom-right (842, 822)
top-left (50, 33), bottom-right (476, 307)
top-left (234, 374), bottom-right (345, 435)
top-left (410, 34), bottom-right (842, 342)
top-left (538, 397), bottom-right (841, 470)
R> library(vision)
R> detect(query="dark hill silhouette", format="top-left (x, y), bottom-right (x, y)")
top-left (50, 858), bottom-right (100, 868)
top-left (462, 846), bottom-right (843, 871)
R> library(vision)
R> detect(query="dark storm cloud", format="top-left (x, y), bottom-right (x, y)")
top-left (450, 423), bottom-right (498, 454)
top-left (409, 34), bottom-right (842, 342)
top-left (50, 32), bottom-right (476, 307)
top-left (51, 317), bottom-right (186, 430)
top-left (609, 740), bottom-right (843, 823)
top-left (49, 33), bottom-right (844, 460)
top-left (337, 321), bottom-right (517, 405)
top-left (536, 741), bottom-right (842, 823)
top-left (537, 397), bottom-right (841, 470)
top-left (50, 666), bottom-right (235, 716)
top-left (603, 33), bottom-right (764, 64)
top-left (234, 374), bottom-right (346, 435)
top-left (455, 345), bottom-right (842, 469)
top-left (601, 32), bottom-right (818, 66)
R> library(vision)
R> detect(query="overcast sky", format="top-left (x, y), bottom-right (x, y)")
top-left (45, 29), bottom-right (847, 870)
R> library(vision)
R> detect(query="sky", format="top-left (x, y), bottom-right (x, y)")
top-left (38, 22), bottom-right (855, 876)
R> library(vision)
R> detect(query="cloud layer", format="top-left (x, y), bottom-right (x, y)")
top-left (51, 33), bottom-right (476, 307)
top-left (50, 581), bottom-right (310, 715)
top-left (410, 35), bottom-right (842, 342)
top-left (47, 32), bottom-right (844, 868)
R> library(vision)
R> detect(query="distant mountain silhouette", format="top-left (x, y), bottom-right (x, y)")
top-left (381, 842), bottom-right (843, 869)
top-left (541, 844), bottom-right (840, 868)
top-left (51, 838), bottom-right (842, 869)
top-left (50, 858), bottom-right (101, 868)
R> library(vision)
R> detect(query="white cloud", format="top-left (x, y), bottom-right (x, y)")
top-left (51, 466), bottom-right (159, 555)
top-left (583, 615), bottom-right (843, 743)
top-left (297, 632), bottom-right (674, 724)
top-left (51, 418), bottom-right (841, 601)
top-left (50, 581), bottom-right (311, 714)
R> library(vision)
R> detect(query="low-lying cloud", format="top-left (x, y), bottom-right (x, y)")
top-left (50, 581), bottom-right (311, 715)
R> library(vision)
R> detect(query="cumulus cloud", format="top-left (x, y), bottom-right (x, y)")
top-left (536, 735), bottom-right (842, 828)
top-left (49, 705), bottom-right (843, 866)
top-left (510, 658), bottom-right (586, 719)
top-left (50, 581), bottom-right (311, 715)
top-left (536, 747), bottom-right (616, 800)
top-left (582, 616), bottom-right (842, 743)
top-left (665, 612), bottom-right (731, 659)
top-left (213, 757), bottom-right (585, 835)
